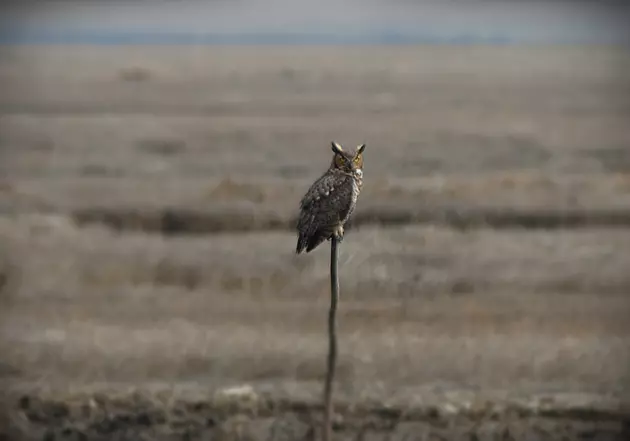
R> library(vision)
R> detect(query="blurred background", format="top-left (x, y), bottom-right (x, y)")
top-left (1, 1), bottom-right (630, 439)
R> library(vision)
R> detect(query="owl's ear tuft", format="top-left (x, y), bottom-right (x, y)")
top-left (356, 144), bottom-right (366, 154)
top-left (331, 141), bottom-right (343, 154)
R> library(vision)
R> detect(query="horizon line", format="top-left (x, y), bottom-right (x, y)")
top-left (1, 30), bottom-right (628, 47)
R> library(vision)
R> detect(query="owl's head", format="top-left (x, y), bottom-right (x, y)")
top-left (330, 141), bottom-right (365, 176)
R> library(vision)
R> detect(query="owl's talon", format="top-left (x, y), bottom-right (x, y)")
top-left (333, 226), bottom-right (344, 242)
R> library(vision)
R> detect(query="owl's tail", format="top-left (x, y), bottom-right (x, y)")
top-left (296, 230), bottom-right (328, 254)
top-left (296, 234), bottom-right (308, 254)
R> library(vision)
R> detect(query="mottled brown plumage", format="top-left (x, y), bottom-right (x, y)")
top-left (296, 142), bottom-right (365, 254)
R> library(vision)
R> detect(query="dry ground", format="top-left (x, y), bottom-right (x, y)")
top-left (1, 45), bottom-right (630, 440)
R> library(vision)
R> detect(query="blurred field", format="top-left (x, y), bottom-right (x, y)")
top-left (1, 45), bottom-right (630, 440)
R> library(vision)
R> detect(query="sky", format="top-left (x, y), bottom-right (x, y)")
top-left (1, 1), bottom-right (629, 45)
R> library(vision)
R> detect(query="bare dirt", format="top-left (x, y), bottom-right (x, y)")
top-left (1, 45), bottom-right (630, 440)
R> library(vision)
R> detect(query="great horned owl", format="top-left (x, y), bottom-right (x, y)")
top-left (296, 141), bottom-right (365, 254)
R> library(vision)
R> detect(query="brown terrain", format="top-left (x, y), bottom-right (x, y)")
top-left (1, 45), bottom-right (630, 440)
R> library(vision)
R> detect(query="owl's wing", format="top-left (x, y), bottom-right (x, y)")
top-left (297, 173), bottom-right (354, 253)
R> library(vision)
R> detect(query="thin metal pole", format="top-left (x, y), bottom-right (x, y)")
top-left (323, 235), bottom-right (339, 441)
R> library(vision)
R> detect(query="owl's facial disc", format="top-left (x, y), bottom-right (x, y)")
top-left (331, 142), bottom-right (365, 174)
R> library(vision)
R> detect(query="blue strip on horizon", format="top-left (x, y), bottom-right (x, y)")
top-left (0, 30), bottom-right (627, 46)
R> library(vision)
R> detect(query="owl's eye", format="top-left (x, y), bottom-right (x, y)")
top-left (353, 155), bottom-right (362, 163)
top-left (335, 155), bottom-right (346, 167)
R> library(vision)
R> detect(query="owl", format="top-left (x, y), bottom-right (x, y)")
top-left (296, 141), bottom-right (366, 254)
